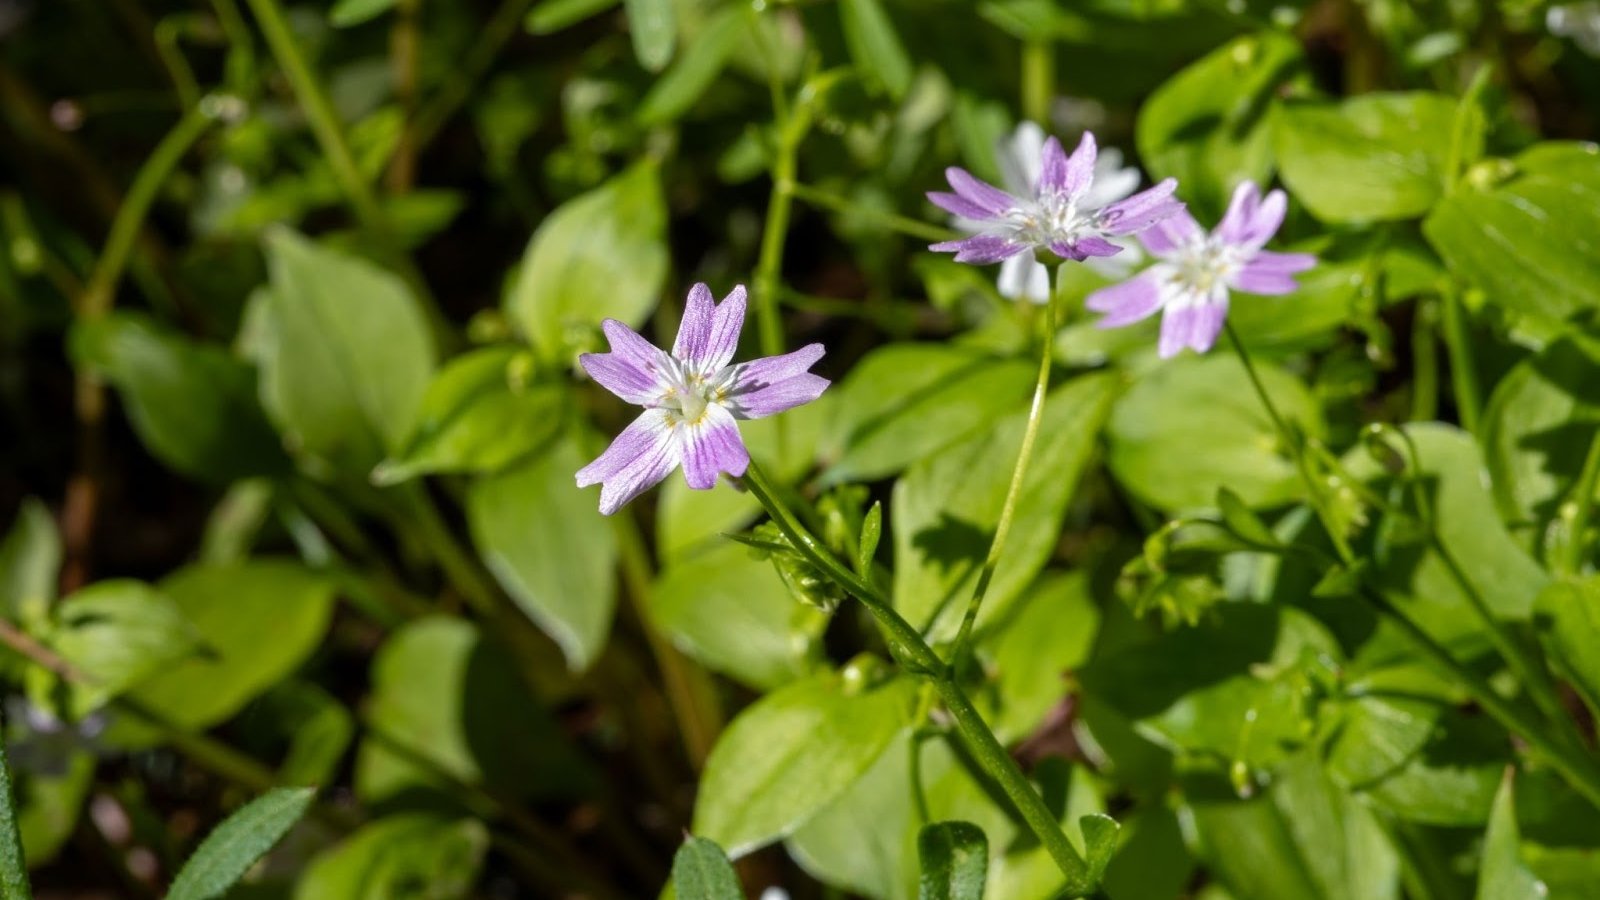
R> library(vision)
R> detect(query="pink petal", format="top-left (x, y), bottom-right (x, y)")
top-left (576, 409), bottom-right (679, 515)
top-left (1087, 270), bottom-right (1167, 327)
top-left (1099, 179), bottom-right (1183, 236)
top-left (1061, 132), bottom-right (1098, 199)
top-left (680, 405), bottom-right (750, 489)
top-left (1230, 250), bottom-right (1315, 295)
top-left (928, 191), bottom-right (997, 221)
top-left (945, 167), bottom-right (1017, 216)
top-left (1138, 208), bottom-right (1204, 257)
top-left (930, 234), bottom-right (1029, 264)
top-left (1216, 183), bottom-right (1288, 251)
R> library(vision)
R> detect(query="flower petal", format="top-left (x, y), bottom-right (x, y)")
top-left (928, 191), bottom-right (998, 221)
top-left (1216, 183), bottom-right (1288, 251)
top-left (945, 167), bottom-right (1018, 216)
top-left (1062, 132), bottom-right (1098, 199)
top-left (1186, 301), bottom-right (1228, 353)
top-left (579, 351), bottom-right (667, 405)
top-left (724, 344), bottom-right (829, 418)
top-left (575, 408), bottom-right (679, 515)
top-left (673, 284), bottom-right (746, 374)
top-left (680, 404), bottom-right (750, 489)
top-left (1230, 250), bottom-right (1316, 295)
top-left (1099, 178), bottom-right (1183, 236)
top-left (996, 254), bottom-right (1051, 303)
top-left (997, 121), bottom-right (1046, 194)
top-left (1083, 147), bottom-right (1141, 209)
top-left (1157, 298), bottom-right (1228, 358)
top-left (596, 319), bottom-right (674, 390)
top-left (1137, 208), bottom-right (1204, 257)
top-left (930, 234), bottom-right (1029, 264)
top-left (1037, 136), bottom-right (1069, 195)
top-left (728, 373), bottom-right (830, 419)
top-left (1087, 268), bottom-right (1168, 327)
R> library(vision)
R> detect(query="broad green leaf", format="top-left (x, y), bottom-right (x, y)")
top-left (376, 346), bottom-right (566, 485)
top-left (1107, 354), bottom-right (1323, 512)
top-left (918, 821), bottom-right (987, 900)
top-left (894, 374), bottom-right (1116, 638)
top-left (841, 0), bottom-right (913, 100)
top-left (1324, 665), bottom-right (1450, 790)
top-left (355, 617), bottom-right (594, 805)
top-left (526, 0), bottom-right (619, 34)
top-left (129, 561), bottom-right (336, 732)
top-left (671, 836), bottom-right (742, 900)
top-left (467, 435), bottom-right (616, 672)
top-left (293, 815), bottom-right (488, 900)
top-left (625, 0), bottom-right (675, 71)
top-left (986, 571), bottom-right (1101, 742)
top-left (1367, 708), bottom-right (1506, 826)
top-left (0, 737), bottom-right (30, 900)
top-left (1342, 424), bottom-right (1549, 647)
top-left (1425, 143), bottom-right (1600, 343)
top-left (49, 580), bottom-right (198, 716)
top-left (71, 313), bottom-right (287, 483)
top-left (822, 344), bottom-right (1034, 486)
top-left (1137, 32), bottom-right (1302, 218)
top-left (1274, 92), bottom-right (1457, 223)
top-left (0, 500), bottom-right (58, 621)
top-left (1535, 578), bottom-right (1600, 717)
top-left (506, 163), bottom-right (667, 362)
top-left (13, 748), bottom-right (92, 870)
top-left (649, 541), bottom-right (812, 691)
top-left (330, 0), bottom-right (396, 27)
top-left (1477, 771), bottom-right (1545, 900)
top-left (255, 230), bottom-right (436, 473)
top-left (1188, 751), bottom-right (1400, 900)
top-left (638, 8), bottom-right (745, 125)
top-left (166, 787), bottom-right (316, 900)
top-left (1481, 336), bottom-right (1600, 556)
top-left (694, 668), bottom-right (916, 857)
top-left (1099, 806), bottom-right (1195, 900)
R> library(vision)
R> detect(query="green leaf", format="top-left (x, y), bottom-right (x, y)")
top-left (893, 374), bottom-right (1117, 639)
top-left (355, 617), bottom-right (593, 805)
top-left (624, 0), bottom-right (675, 72)
top-left (671, 836), bottom-right (742, 900)
top-left (0, 500), bottom-right (59, 622)
top-left (263, 681), bottom-right (356, 788)
top-left (166, 787), bottom-right (316, 900)
top-left (1137, 32), bottom-right (1302, 218)
top-left (0, 737), bottom-right (32, 900)
top-left (293, 815), bottom-right (488, 900)
top-left (13, 748), bottom-right (92, 870)
top-left (526, 0), bottom-right (619, 34)
top-left (1535, 578), bottom-right (1600, 717)
top-left (649, 541), bottom-right (811, 691)
top-left (823, 344), bottom-right (1034, 485)
top-left (986, 571), bottom-right (1101, 742)
top-left (1324, 665), bottom-right (1449, 789)
top-left (505, 163), bottom-right (667, 362)
top-left (128, 561), bottom-right (336, 733)
top-left (1425, 143), bottom-right (1600, 344)
top-left (1481, 336), bottom-right (1600, 555)
top-left (694, 668), bottom-right (916, 857)
top-left (1367, 708), bottom-right (1506, 826)
top-left (1107, 354), bottom-right (1323, 512)
top-left (638, 8), bottom-right (745, 125)
top-left (70, 313), bottom-right (287, 483)
top-left (1274, 92), bottom-right (1457, 223)
top-left (376, 346), bottom-right (566, 485)
top-left (858, 502), bottom-right (883, 574)
top-left (467, 435), bottom-right (617, 672)
top-left (841, 0), bottom-right (913, 100)
top-left (329, 0), bottom-right (396, 27)
top-left (1477, 771), bottom-right (1545, 900)
top-left (49, 580), bottom-right (198, 716)
top-left (918, 821), bottom-right (987, 900)
top-left (255, 229), bottom-right (436, 473)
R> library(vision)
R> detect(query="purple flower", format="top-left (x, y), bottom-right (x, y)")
top-left (1086, 182), bottom-right (1317, 358)
top-left (927, 131), bottom-right (1183, 266)
top-left (576, 284), bottom-right (829, 515)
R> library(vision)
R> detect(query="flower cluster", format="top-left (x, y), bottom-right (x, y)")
top-left (577, 129), bottom-right (1314, 513)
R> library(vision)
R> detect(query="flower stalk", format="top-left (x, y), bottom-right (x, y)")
top-left (739, 462), bottom-right (1095, 889)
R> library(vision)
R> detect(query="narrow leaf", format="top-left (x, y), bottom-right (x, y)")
top-left (638, 8), bottom-right (744, 125)
top-left (329, 0), bottom-right (396, 27)
top-left (840, 0), bottom-right (913, 99)
top-left (671, 836), bottom-right (742, 900)
top-left (857, 502), bottom-right (883, 575)
top-left (526, 0), bottom-right (619, 34)
top-left (1476, 769), bottom-right (1544, 900)
top-left (918, 820), bottom-right (987, 900)
top-left (166, 787), bottom-right (315, 900)
top-left (624, 0), bottom-right (675, 72)
top-left (0, 735), bottom-right (31, 900)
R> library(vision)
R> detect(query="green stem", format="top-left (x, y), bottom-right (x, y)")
top-left (1021, 40), bottom-right (1053, 126)
top-left (0, 727), bottom-right (31, 899)
top-left (740, 462), bottom-right (1091, 886)
top-left (613, 512), bottom-right (724, 768)
top-left (789, 183), bottom-right (957, 243)
top-left (754, 122), bottom-right (803, 362)
top-left (1439, 288), bottom-right (1482, 434)
top-left (947, 278), bottom-right (1060, 666)
top-left (1559, 429), bottom-right (1600, 577)
top-left (1410, 298), bottom-right (1439, 422)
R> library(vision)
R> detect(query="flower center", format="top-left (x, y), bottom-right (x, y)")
top-left (1004, 189), bottom-right (1092, 246)
top-left (659, 365), bottom-right (722, 426)
top-left (1171, 237), bottom-right (1243, 298)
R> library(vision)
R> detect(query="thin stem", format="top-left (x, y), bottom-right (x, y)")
top-left (386, 0), bottom-right (422, 193)
top-left (947, 279), bottom-right (1060, 666)
top-left (739, 462), bottom-right (1091, 885)
top-left (754, 124), bottom-right (802, 362)
top-left (0, 725), bottom-right (31, 900)
top-left (1440, 287), bottom-right (1482, 434)
top-left (1410, 298), bottom-right (1439, 422)
top-left (1559, 429), bottom-right (1600, 577)
top-left (789, 183), bottom-right (957, 243)
top-left (1021, 40), bottom-right (1053, 126)
top-left (613, 512), bottom-right (724, 768)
